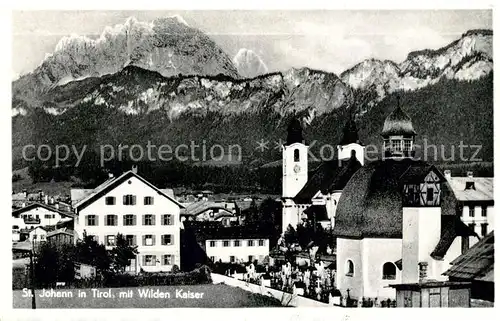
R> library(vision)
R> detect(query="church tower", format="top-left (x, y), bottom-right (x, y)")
top-left (381, 97), bottom-right (416, 159)
top-left (337, 115), bottom-right (365, 165)
top-left (282, 116), bottom-right (308, 233)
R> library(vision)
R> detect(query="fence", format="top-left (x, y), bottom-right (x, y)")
top-left (212, 273), bottom-right (331, 307)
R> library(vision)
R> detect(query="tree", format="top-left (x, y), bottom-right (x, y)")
top-left (110, 233), bottom-right (138, 273)
top-left (75, 231), bottom-right (111, 274)
top-left (284, 225), bottom-right (298, 247)
top-left (34, 242), bottom-right (59, 288)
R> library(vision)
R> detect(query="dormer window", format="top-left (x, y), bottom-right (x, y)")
top-left (465, 182), bottom-right (475, 190)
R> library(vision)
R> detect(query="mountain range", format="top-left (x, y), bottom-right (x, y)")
top-left (11, 17), bottom-right (494, 170)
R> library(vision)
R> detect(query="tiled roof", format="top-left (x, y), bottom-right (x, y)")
top-left (333, 159), bottom-right (436, 239)
top-left (73, 171), bottom-right (184, 210)
top-left (12, 202), bottom-right (75, 218)
top-left (186, 223), bottom-right (270, 241)
top-left (182, 200), bottom-right (233, 217)
top-left (446, 177), bottom-right (494, 202)
top-left (443, 231), bottom-right (494, 281)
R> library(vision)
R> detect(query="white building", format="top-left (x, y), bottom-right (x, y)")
top-left (12, 202), bottom-right (75, 229)
top-left (192, 225), bottom-right (270, 264)
top-left (333, 102), bottom-right (478, 301)
top-left (72, 167), bottom-right (184, 273)
top-left (445, 171), bottom-right (494, 245)
top-left (281, 116), bottom-right (364, 234)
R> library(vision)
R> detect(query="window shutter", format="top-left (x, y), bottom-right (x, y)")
top-left (161, 215), bottom-right (165, 225)
top-left (152, 255), bottom-right (156, 265)
top-left (133, 235), bottom-right (137, 246)
top-left (132, 195), bottom-right (136, 205)
top-left (123, 195), bottom-right (126, 205)
top-left (142, 235), bottom-right (146, 246)
top-left (171, 255), bottom-right (175, 265)
top-left (142, 215), bottom-right (145, 225)
top-left (142, 255), bottom-right (146, 266)
top-left (152, 215), bottom-right (156, 226)
top-left (152, 235), bottom-right (156, 246)
top-left (151, 197), bottom-right (154, 205)
top-left (133, 215), bottom-right (137, 226)
top-left (95, 216), bottom-right (99, 226)
top-left (171, 235), bottom-right (174, 245)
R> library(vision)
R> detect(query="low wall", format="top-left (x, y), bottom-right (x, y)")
top-left (212, 273), bottom-right (331, 307)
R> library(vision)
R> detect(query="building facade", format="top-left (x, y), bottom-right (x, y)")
top-left (72, 169), bottom-right (184, 273)
top-left (205, 238), bottom-right (270, 264)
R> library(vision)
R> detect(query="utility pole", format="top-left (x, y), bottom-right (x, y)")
top-left (29, 240), bottom-right (36, 309)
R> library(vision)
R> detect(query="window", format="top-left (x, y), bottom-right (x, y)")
top-left (162, 255), bottom-right (174, 265)
top-left (125, 259), bottom-right (136, 272)
top-left (403, 139), bottom-right (412, 151)
top-left (209, 241), bottom-right (216, 247)
top-left (86, 215), bottom-right (97, 226)
top-left (144, 196), bottom-right (154, 205)
top-left (125, 235), bottom-right (136, 246)
top-left (162, 214), bottom-right (173, 225)
top-left (105, 215), bottom-right (117, 226)
top-left (294, 149), bottom-right (300, 162)
top-left (469, 206), bottom-right (475, 217)
top-left (382, 262), bottom-right (397, 280)
top-left (40, 235), bottom-right (45, 240)
top-left (106, 235), bottom-right (116, 246)
top-left (248, 255), bottom-right (254, 263)
top-left (210, 256), bottom-right (216, 262)
top-left (346, 260), bottom-right (354, 277)
top-left (391, 140), bottom-right (402, 152)
top-left (44, 214), bottom-right (52, 219)
top-left (426, 187), bottom-right (434, 203)
top-left (481, 223), bottom-right (488, 237)
top-left (123, 214), bottom-right (136, 226)
top-left (143, 235), bottom-right (155, 246)
top-left (143, 255), bottom-right (156, 266)
top-left (234, 240), bottom-right (241, 247)
top-left (105, 196), bottom-right (115, 205)
top-left (258, 239), bottom-right (265, 246)
top-left (248, 240), bottom-right (254, 246)
top-left (12, 225), bottom-right (19, 230)
top-left (33, 234), bottom-right (37, 240)
top-left (161, 235), bottom-right (173, 245)
top-left (481, 206), bottom-right (487, 217)
top-left (223, 241), bottom-right (230, 247)
top-left (230, 256), bottom-right (235, 263)
top-left (143, 214), bottom-right (155, 226)
top-left (123, 194), bottom-right (136, 205)
top-left (90, 235), bottom-right (99, 243)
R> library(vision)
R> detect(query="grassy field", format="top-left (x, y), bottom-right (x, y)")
top-left (13, 284), bottom-right (283, 308)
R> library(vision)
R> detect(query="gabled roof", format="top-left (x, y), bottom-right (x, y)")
top-left (293, 154), bottom-right (361, 203)
top-left (399, 164), bottom-right (445, 183)
top-left (443, 231), bottom-right (494, 281)
top-left (73, 170), bottom-right (184, 210)
top-left (181, 200), bottom-right (233, 217)
top-left (47, 228), bottom-right (76, 238)
top-left (187, 223), bottom-right (270, 241)
top-left (446, 177), bottom-right (494, 202)
top-left (12, 202), bottom-right (75, 218)
top-left (430, 215), bottom-right (478, 260)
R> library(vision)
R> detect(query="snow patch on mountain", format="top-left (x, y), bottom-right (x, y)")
top-left (233, 48), bottom-right (268, 78)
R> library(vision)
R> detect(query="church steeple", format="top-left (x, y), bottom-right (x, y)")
top-left (381, 96), bottom-right (416, 158)
top-left (286, 116), bottom-right (305, 146)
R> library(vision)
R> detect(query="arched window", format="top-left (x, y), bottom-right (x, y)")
top-left (345, 260), bottom-right (354, 277)
top-left (382, 262), bottom-right (396, 280)
top-left (294, 149), bottom-right (300, 162)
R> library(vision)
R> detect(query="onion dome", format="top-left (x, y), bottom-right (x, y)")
top-left (381, 99), bottom-right (416, 137)
top-left (339, 116), bottom-right (362, 146)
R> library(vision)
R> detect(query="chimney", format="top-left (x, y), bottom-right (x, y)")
top-left (22, 189), bottom-right (27, 198)
top-left (108, 173), bottom-right (114, 179)
top-left (467, 171), bottom-right (473, 178)
top-left (55, 203), bottom-right (59, 210)
top-left (44, 194), bottom-right (49, 205)
top-left (418, 262), bottom-right (428, 282)
top-left (465, 172), bottom-right (475, 190)
top-left (131, 165), bottom-right (138, 174)
top-left (444, 170), bottom-right (451, 181)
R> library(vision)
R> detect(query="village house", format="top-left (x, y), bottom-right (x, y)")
top-left (190, 224), bottom-right (270, 264)
top-left (71, 166), bottom-right (184, 273)
top-left (12, 202), bottom-right (75, 230)
top-left (444, 170), bottom-right (494, 245)
top-left (180, 200), bottom-right (238, 226)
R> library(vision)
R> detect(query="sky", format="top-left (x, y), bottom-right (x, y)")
top-left (12, 10), bottom-right (492, 77)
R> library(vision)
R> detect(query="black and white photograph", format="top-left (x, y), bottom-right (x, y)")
top-left (9, 7), bottom-right (494, 311)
